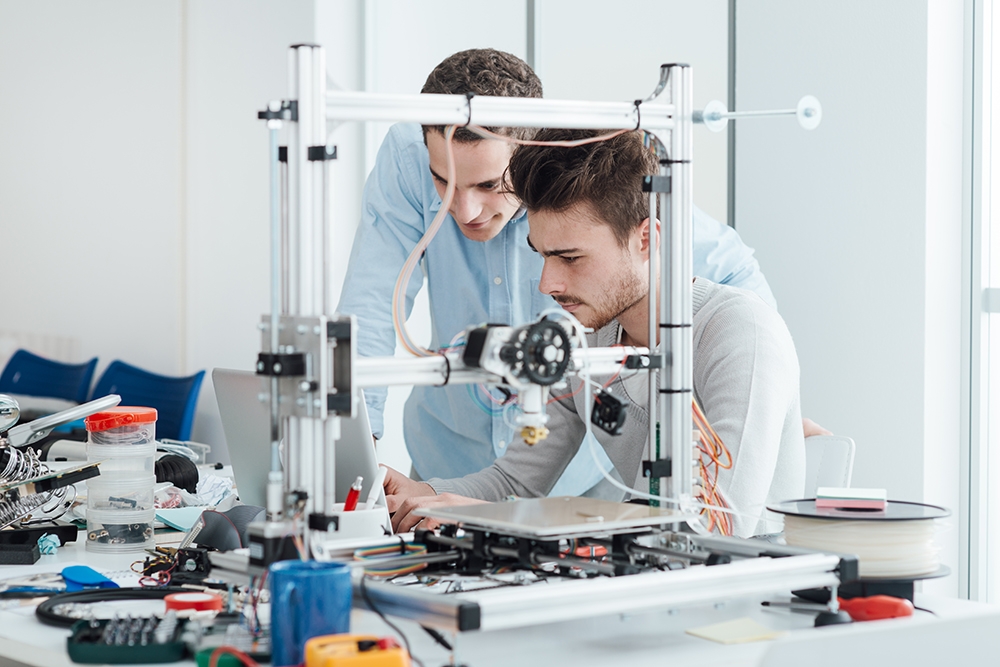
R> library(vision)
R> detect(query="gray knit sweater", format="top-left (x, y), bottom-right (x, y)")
top-left (428, 278), bottom-right (805, 537)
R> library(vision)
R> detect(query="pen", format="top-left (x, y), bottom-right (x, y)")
top-left (366, 466), bottom-right (388, 510)
top-left (344, 476), bottom-right (363, 511)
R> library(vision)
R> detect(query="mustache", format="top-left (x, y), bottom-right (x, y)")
top-left (553, 296), bottom-right (582, 306)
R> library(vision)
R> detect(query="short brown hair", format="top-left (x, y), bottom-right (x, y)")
top-left (421, 49), bottom-right (542, 143)
top-left (507, 129), bottom-right (658, 246)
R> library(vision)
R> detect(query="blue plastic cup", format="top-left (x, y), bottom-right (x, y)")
top-left (269, 560), bottom-right (352, 667)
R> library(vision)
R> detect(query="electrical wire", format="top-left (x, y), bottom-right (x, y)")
top-left (552, 308), bottom-right (781, 532)
top-left (36, 587), bottom-right (192, 627)
top-left (465, 125), bottom-right (630, 148)
top-left (392, 126), bottom-right (642, 358)
top-left (354, 543), bottom-right (429, 577)
top-left (359, 576), bottom-right (424, 667)
top-left (392, 125), bottom-right (458, 357)
top-left (209, 647), bottom-right (259, 667)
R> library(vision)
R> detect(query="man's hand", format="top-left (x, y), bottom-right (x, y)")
top-left (389, 492), bottom-right (487, 533)
top-left (803, 417), bottom-right (833, 438)
top-left (382, 465), bottom-right (434, 500)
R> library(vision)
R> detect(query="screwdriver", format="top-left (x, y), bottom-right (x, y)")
top-left (762, 595), bottom-right (914, 621)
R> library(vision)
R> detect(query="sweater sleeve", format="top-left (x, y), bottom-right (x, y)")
top-left (693, 292), bottom-right (804, 537)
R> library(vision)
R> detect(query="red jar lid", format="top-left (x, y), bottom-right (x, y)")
top-left (84, 406), bottom-right (157, 433)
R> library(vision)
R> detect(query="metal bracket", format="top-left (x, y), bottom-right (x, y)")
top-left (257, 100), bottom-right (298, 122)
top-left (643, 459), bottom-right (672, 478)
top-left (256, 352), bottom-right (306, 377)
top-left (308, 513), bottom-right (339, 532)
top-left (625, 354), bottom-right (662, 369)
top-left (641, 175), bottom-right (671, 193)
top-left (307, 145), bottom-right (337, 161)
top-left (258, 314), bottom-right (330, 419)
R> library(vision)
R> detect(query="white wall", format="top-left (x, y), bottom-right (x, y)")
top-left (183, 0), bottom-right (316, 458)
top-left (0, 0), bottom-right (315, 463)
top-left (735, 0), bottom-right (965, 595)
top-left (0, 0), bottom-right (184, 377)
top-left (536, 0), bottom-right (729, 224)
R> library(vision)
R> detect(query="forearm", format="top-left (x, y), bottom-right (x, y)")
top-left (426, 396), bottom-right (585, 500)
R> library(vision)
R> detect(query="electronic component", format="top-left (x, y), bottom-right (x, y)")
top-left (305, 634), bottom-right (410, 667)
top-left (591, 390), bottom-right (627, 435)
top-left (66, 612), bottom-right (186, 664)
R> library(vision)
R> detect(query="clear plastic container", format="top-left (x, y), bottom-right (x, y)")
top-left (86, 507), bottom-right (155, 553)
top-left (86, 475), bottom-right (156, 512)
top-left (84, 407), bottom-right (158, 553)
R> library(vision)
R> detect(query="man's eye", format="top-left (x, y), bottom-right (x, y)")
top-left (562, 256), bottom-right (580, 264)
top-left (479, 182), bottom-right (498, 191)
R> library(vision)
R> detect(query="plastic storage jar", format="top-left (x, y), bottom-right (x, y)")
top-left (84, 407), bottom-right (157, 553)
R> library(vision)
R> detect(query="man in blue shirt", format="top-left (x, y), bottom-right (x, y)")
top-left (337, 49), bottom-right (776, 495)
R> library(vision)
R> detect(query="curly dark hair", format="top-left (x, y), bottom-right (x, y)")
top-left (507, 129), bottom-right (658, 247)
top-left (421, 48), bottom-right (542, 143)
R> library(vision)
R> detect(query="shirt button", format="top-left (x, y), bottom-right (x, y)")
top-left (499, 440), bottom-right (507, 449)
top-left (493, 276), bottom-right (502, 285)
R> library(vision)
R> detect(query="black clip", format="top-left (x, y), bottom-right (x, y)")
top-left (257, 100), bottom-right (298, 122)
top-left (642, 458), bottom-right (672, 478)
top-left (307, 145), bottom-right (337, 161)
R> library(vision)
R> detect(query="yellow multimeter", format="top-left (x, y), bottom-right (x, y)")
top-left (304, 633), bottom-right (411, 667)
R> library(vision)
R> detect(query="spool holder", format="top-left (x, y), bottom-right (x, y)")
top-left (693, 95), bottom-right (822, 132)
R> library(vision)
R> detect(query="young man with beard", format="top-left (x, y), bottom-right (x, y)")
top-left (383, 129), bottom-right (805, 538)
top-left (338, 49), bottom-right (779, 496)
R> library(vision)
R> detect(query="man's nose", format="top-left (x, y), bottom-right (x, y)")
top-left (450, 189), bottom-right (483, 225)
top-left (539, 261), bottom-right (563, 296)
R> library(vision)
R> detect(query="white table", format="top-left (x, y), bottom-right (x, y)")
top-left (0, 535), bottom-right (997, 667)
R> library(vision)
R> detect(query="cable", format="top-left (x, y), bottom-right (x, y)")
top-left (36, 587), bottom-right (192, 627)
top-left (421, 626), bottom-right (453, 651)
top-left (354, 543), bottom-right (429, 577)
top-left (358, 576), bottom-right (424, 667)
top-left (465, 125), bottom-right (630, 148)
top-left (209, 646), bottom-right (259, 667)
top-left (555, 308), bottom-right (780, 531)
top-left (391, 125), bottom-right (459, 357)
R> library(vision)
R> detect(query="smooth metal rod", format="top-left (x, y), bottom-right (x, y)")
top-left (267, 123), bottom-right (282, 477)
top-left (706, 107), bottom-right (796, 120)
top-left (325, 90), bottom-right (676, 131)
top-left (354, 345), bottom-right (650, 390)
top-left (647, 188), bottom-right (658, 470)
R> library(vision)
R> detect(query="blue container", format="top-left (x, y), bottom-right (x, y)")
top-left (269, 560), bottom-right (352, 667)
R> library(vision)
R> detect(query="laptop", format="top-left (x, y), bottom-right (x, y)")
top-left (212, 368), bottom-right (387, 519)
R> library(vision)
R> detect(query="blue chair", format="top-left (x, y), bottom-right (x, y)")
top-left (90, 361), bottom-right (205, 441)
top-left (0, 349), bottom-right (98, 404)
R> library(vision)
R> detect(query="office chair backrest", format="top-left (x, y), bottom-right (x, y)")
top-left (90, 361), bottom-right (205, 441)
top-left (803, 434), bottom-right (856, 498)
top-left (0, 349), bottom-right (98, 404)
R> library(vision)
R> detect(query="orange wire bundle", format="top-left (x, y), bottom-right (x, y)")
top-left (692, 398), bottom-right (733, 535)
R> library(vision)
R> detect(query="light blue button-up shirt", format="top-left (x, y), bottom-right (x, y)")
top-left (337, 123), bottom-right (776, 492)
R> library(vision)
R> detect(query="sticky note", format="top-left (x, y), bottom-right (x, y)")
top-left (816, 486), bottom-right (887, 510)
top-left (686, 617), bottom-right (786, 644)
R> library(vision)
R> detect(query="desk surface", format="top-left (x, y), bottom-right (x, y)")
top-left (0, 536), bottom-right (997, 667)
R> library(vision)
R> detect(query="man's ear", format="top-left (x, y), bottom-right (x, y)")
top-left (637, 218), bottom-right (661, 258)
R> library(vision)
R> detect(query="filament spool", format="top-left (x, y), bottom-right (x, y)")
top-left (770, 499), bottom-right (949, 580)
